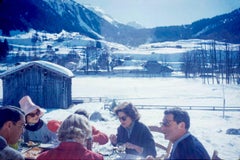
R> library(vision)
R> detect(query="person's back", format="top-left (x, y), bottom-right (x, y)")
top-left (37, 114), bottom-right (103, 160)
top-left (74, 109), bottom-right (109, 145)
top-left (37, 141), bottom-right (103, 160)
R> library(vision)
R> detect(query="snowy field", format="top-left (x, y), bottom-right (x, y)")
top-left (1, 76), bottom-right (240, 159)
top-left (43, 76), bottom-right (240, 160)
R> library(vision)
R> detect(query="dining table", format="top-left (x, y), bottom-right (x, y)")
top-left (95, 146), bottom-right (144, 160)
top-left (103, 152), bottom-right (143, 160)
top-left (19, 142), bottom-right (144, 160)
top-left (19, 142), bottom-right (57, 160)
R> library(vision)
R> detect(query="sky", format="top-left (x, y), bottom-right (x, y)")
top-left (75, 0), bottom-right (240, 28)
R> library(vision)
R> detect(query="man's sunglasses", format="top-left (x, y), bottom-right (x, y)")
top-left (118, 116), bottom-right (127, 121)
top-left (27, 110), bottom-right (41, 117)
top-left (160, 120), bottom-right (174, 127)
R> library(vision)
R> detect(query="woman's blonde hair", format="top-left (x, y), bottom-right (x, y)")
top-left (58, 114), bottom-right (92, 144)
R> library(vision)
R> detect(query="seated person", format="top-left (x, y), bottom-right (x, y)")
top-left (47, 120), bottom-right (62, 133)
top-left (0, 106), bottom-right (25, 160)
top-left (37, 114), bottom-right (103, 160)
top-left (19, 95), bottom-right (57, 144)
top-left (74, 109), bottom-right (109, 145)
top-left (109, 102), bottom-right (156, 158)
top-left (159, 107), bottom-right (210, 159)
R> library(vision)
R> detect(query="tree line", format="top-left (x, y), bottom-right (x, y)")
top-left (181, 41), bottom-right (240, 84)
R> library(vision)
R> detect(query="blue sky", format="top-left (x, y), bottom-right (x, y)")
top-left (76, 0), bottom-right (240, 28)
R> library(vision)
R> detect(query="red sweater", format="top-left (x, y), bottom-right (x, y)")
top-left (92, 126), bottom-right (109, 145)
top-left (37, 142), bottom-right (103, 160)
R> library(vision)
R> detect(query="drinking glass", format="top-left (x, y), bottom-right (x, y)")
top-left (117, 143), bottom-right (126, 153)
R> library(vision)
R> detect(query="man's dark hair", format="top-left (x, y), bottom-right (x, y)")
top-left (164, 107), bottom-right (190, 130)
top-left (0, 105), bottom-right (25, 128)
top-left (74, 109), bottom-right (89, 118)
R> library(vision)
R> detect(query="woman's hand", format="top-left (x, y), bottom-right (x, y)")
top-left (109, 134), bottom-right (117, 145)
top-left (125, 142), bottom-right (143, 153)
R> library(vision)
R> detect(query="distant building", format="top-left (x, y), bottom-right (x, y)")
top-left (143, 60), bottom-right (174, 73)
top-left (0, 61), bottom-right (74, 109)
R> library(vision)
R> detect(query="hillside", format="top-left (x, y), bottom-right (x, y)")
top-left (0, 0), bottom-right (239, 46)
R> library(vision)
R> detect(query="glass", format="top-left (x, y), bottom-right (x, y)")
top-left (160, 120), bottom-right (174, 127)
top-left (92, 142), bottom-right (100, 152)
top-left (86, 138), bottom-right (92, 150)
top-left (116, 143), bottom-right (126, 153)
top-left (13, 122), bottom-right (26, 129)
top-left (118, 116), bottom-right (127, 121)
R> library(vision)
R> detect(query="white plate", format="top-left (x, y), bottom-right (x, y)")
top-left (39, 143), bottom-right (57, 149)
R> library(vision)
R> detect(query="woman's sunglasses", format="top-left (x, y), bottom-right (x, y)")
top-left (118, 116), bottom-right (127, 121)
top-left (27, 110), bottom-right (41, 117)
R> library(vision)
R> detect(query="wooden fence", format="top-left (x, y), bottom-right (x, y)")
top-left (2, 97), bottom-right (239, 112)
top-left (72, 97), bottom-right (240, 112)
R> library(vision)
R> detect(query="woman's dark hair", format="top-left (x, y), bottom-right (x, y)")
top-left (164, 107), bottom-right (190, 130)
top-left (0, 105), bottom-right (25, 128)
top-left (114, 102), bottom-right (140, 121)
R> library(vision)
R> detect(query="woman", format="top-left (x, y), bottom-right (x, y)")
top-left (19, 95), bottom-right (56, 144)
top-left (74, 109), bottom-right (109, 146)
top-left (37, 114), bottom-right (103, 160)
top-left (109, 102), bottom-right (157, 158)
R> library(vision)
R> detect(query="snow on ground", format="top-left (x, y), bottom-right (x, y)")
top-left (41, 76), bottom-right (240, 160)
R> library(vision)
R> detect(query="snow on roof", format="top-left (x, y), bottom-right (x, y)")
top-left (0, 61), bottom-right (74, 78)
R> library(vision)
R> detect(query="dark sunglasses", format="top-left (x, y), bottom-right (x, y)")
top-left (160, 120), bottom-right (173, 127)
top-left (118, 116), bottom-right (127, 121)
top-left (28, 110), bottom-right (41, 117)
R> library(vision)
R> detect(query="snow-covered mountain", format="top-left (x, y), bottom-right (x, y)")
top-left (0, 0), bottom-right (132, 40)
top-left (0, 0), bottom-right (240, 46)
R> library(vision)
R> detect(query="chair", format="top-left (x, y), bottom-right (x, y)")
top-left (212, 150), bottom-right (221, 160)
top-left (148, 125), bottom-right (172, 159)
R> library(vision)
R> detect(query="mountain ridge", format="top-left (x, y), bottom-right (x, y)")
top-left (0, 0), bottom-right (239, 46)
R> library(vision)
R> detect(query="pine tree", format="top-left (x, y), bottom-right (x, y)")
top-left (0, 39), bottom-right (9, 61)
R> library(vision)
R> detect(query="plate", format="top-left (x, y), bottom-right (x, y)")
top-left (21, 141), bottom-right (40, 147)
top-left (39, 143), bottom-right (57, 149)
top-left (23, 147), bottom-right (43, 160)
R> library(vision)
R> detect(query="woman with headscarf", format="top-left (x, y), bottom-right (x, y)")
top-left (19, 95), bottom-right (56, 144)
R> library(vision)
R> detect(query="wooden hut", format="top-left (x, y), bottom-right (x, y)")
top-left (0, 61), bottom-right (74, 109)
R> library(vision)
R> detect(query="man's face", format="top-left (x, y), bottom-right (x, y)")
top-left (8, 116), bottom-right (25, 145)
top-left (160, 114), bottom-right (184, 143)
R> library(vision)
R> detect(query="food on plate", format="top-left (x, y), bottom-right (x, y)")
top-left (27, 141), bottom-right (40, 147)
top-left (23, 147), bottom-right (42, 159)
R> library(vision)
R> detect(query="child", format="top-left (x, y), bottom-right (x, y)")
top-left (19, 95), bottom-right (57, 144)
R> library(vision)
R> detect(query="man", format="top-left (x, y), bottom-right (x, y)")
top-left (0, 106), bottom-right (25, 160)
top-left (160, 107), bottom-right (210, 160)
